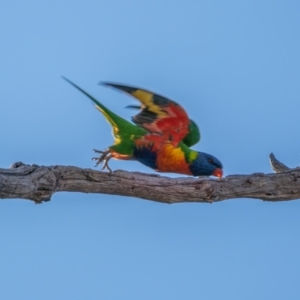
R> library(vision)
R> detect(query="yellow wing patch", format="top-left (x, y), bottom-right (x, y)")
top-left (131, 90), bottom-right (167, 117)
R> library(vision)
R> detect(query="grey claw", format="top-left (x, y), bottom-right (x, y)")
top-left (92, 149), bottom-right (113, 171)
top-left (93, 149), bottom-right (105, 154)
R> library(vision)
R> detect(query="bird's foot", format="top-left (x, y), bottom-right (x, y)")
top-left (92, 149), bottom-right (113, 173)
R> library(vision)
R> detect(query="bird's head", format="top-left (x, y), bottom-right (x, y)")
top-left (189, 152), bottom-right (223, 178)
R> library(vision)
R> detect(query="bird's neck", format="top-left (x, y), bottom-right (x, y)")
top-left (178, 142), bottom-right (198, 163)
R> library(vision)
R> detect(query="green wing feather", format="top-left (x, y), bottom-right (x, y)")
top-left (183, 120), bottom-right (200, 147)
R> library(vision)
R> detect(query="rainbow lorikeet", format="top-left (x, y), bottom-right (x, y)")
top-left (63, 77), bottom-right (223, 178)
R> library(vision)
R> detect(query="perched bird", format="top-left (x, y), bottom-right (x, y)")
top-left (63, 77), bottom-right (223, 178)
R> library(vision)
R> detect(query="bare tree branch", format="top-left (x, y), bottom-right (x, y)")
top-left (0, 154), bottom-right (299, 204)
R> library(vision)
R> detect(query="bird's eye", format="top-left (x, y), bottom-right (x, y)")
top-left (208, 158), bottom-right (214, 164)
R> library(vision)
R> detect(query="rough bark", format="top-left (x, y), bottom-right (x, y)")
top-left (0, 154), bottom-right (299, 204)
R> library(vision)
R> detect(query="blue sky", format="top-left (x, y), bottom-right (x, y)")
top-left (1, 1), bottom-right (300, 299)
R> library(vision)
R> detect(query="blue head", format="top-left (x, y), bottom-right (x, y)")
top-left (189, 152), bottom-right (223, 177)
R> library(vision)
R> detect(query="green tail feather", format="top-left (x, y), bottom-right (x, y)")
top-left (63, 77), bottom-right (147, 154)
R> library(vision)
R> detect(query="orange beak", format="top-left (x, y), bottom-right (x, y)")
top-left (213, 168), bottom-right (223, 178)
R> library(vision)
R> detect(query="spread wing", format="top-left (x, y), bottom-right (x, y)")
top-left (101, 82), bottom-right (200, 146)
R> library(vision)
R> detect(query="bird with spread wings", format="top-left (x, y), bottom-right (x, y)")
top-left (63, 77), bottom-right (223, 178)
